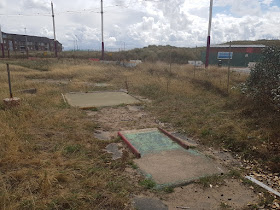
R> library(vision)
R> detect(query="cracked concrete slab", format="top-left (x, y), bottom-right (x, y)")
top-left (135, 149), bottom-right (225, 187)
top-left (65, 91), bottom-right (140, 109)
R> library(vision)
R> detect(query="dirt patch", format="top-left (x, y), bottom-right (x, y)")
top-left (162, 179), bottom-right (259, 210)
top-left (87, 106), bottom-right (161, 139)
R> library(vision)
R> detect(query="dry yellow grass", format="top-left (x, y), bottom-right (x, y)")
top-left (0, 61), bottom-right (139, 209)
top-left (0, 58), bottom-right (279, 209)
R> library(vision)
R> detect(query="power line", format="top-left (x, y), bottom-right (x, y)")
top-left (0, 0), bottom-right (163, 17)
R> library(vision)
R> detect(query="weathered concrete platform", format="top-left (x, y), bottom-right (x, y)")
top-left (64, 91), bottom-right (140, 109)
top-left (120, 128), bottom-right (224, 188)
top-left (135, 149), bottom-right (224, 187)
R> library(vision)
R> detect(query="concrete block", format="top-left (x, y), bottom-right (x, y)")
top-left (3, 97), bottom-right (21, 109)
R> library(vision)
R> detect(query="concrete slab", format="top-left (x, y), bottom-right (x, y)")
top-left (105, 143), bottom-right (122, 160)
top-left (133, 197), bottom-right (168, 210)
top-left (64, 91), bottom-right (140, 109)
top-left (135, 149), bottom-right (224, 187)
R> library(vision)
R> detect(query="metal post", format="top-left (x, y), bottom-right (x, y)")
top-left (101, 0), bottom-right (104, 60)
top-left (24, 28), bottom-right (29, 58)
top-left (227, 41), bottom-right (232, 94)
top-left (51, 2), bottom-right (58, 57)
top-left (205, 0), bottom-right (213, 68)
top-left (0, 25), bottom-right (5, 58)
top-left (194, 45), bottom-right (197, 78)
top-left (6, 64), bottom-right (13, 98)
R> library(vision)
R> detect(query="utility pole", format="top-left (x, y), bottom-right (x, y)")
top-left (6, 64), bottom-right (13, 98)
top-left (0, 25), bottom-right (4, 58)
top-left (227, 41), bottom-right (232, 94)
top-left (51, 2), bottom-right (58, 57)
top-left (205, 0), bottom-right (213, 68)
top-left (24, 28), bottom-right (29, 58)
top-left (194, 45), bottom-right (197, 78)
top-left (101, 0), bottom-right (104, 60)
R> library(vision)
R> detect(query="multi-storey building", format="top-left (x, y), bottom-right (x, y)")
top-left (1, 32), bottom-right (62, 52)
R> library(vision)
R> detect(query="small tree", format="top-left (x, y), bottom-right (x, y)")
top-left (246, 46), bottom-right (280, 110)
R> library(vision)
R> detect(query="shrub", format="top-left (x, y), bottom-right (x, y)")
top-left (246, 46), bottom-right (280, 110)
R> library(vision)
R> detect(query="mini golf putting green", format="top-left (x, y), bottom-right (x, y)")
top-left (119, 128), bottom-right (225, 188)
top-left (64, 91), bottom-right (140, 109)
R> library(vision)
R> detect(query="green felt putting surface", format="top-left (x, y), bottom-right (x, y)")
top-left (123, 129), bottom-right (184, 156)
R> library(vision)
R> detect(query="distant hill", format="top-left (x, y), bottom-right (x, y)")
top-left (111, 45), bottom-right (205, 64)
top-left (111, 40), bottom-right (280, 64)
top-left (223, 40), bottom-right (280, 47)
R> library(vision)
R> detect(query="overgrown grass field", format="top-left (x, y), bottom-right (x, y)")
top-left (0, 58), bottom-right (279, 209)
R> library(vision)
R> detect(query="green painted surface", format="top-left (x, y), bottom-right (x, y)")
top-left (123, 130), bottom-right (184, 156)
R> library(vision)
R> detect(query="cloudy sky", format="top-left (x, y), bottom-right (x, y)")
top-left (0, 0), bottom-right (280, 50)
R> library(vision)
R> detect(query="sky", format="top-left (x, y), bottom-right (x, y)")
top-left (0, 0), bottom-right (280, 50)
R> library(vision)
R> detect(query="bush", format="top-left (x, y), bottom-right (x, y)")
top-left (246, 46), bottom-right (280, 110)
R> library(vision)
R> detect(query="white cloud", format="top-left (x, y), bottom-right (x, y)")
top-left (0, 0), bottom-right (279, 50)
top-left (0, 1), bottom-right (6, 8)
top-left (261, 0), bottom-right (273, 6)
top-left (20, 0), bottom-right (50, 12)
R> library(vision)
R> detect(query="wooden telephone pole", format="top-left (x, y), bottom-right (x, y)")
top-left (205, 0), bottom-right (213, 68)
top-left (51, 2), bottom-right (58, 57)
top-left (0, 25), bottom-right (4, 58)
top-left (101, 0), bottom-right (104, 60)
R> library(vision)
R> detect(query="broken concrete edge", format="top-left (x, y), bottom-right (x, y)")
top-left (158, 127), bottom-right (190, 150)
top-left (245, 176), bottom-right (280, 198)
top-left (118, 131), bottom-right (141, 158)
